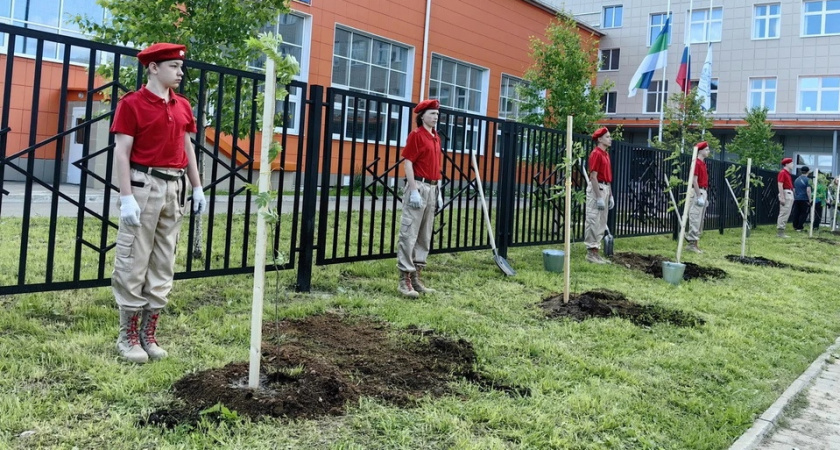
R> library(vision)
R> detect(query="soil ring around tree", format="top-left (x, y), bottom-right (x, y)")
top-left (610, 252), bottom-right (727, 281)
top-left (814, 237), bottom-right (840, 246)
top-left (142, 313), bottom-right (530, 428)
top-left (724, 255), bottom-right (828, 274)
top-left (540, 289), bottom-right (704, 327)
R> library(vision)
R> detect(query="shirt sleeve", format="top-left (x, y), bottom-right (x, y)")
top-left (401, 130), bottom-right (420, 162)
top-left (110, 98), bottom-right (137, 136)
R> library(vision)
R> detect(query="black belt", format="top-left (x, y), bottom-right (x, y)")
top-left (411, 177), bottom-right (439, 186)
top-left (599, 182), bottom-right (611, 186)
top-left (131, 162), bottom-right (185, 181)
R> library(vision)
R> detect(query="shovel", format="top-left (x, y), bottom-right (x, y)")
top-left (470, 149), bottom-right (516, 276)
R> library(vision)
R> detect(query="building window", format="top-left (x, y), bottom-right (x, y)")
top-left (798, 76), bottom-right (840, 113)
top-left (644, 80), bottom-right (668, 114)
top-left (753, 3), bottom-right (781, 39)
top-left (331, 27), bottom-right (412, 142)
top-left (599, 48), bottom-right (620, 71)
top-left (749, 77), bottom-right (777, 112)
top-left (690, 78), bottom-right (719, 111)
top-left (797, 153), bottom-right (833, 174)
top-left (430, 54), bottom-right (487, 152)
top-left (648, 13), bottom-right (672, 46)
top-left (499, 75), bottom-right (532, 121)
top-left (601, 91), bottom-right (617, 114)
top-left (689, 7), bottom-right (723, 43)
top-left (803, 1), bottom-right (840, 36)
top-left (0, 0), bottom-right (106, 63)
top-left (602, 5), bottom-right (623, 29)
top-left (249, 12), bottom-right (310, 135)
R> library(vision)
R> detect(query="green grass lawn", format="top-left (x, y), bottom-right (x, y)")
top-left (1, 225), bottom-right (839, 449)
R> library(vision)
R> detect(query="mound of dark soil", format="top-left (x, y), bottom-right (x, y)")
top-left (814, 237), bottom-right (840, 246)
top-left (143, 314), bottom-right (529, 428)
top-left (725, 255), bottom-right (827, 273)
top-left (611, 252), bottom-right (727, 281)
top-left (540, 289), bottom-right (704, 327)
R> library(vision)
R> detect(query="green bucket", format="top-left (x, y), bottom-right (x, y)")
top-left (661, 261), bottom-right (686, 285)
top-left (542, 250), bottom-right (565, 273)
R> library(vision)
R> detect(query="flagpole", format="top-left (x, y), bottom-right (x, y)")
top-left (680, 0), bottom-right (694, 154)
top-left (657, 0), bottom-right (672, 142)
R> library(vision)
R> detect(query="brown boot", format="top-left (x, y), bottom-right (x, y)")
top-left (117, 310), bottom-right (148, 364)
top-left (398, 271), bottom-right (420, 298)
top-left (586, 248), bottom-right (607, 264)
top-left (777, 228), bottom-right (790, 238)
top-left (141, 309), bottom-right (168, 360)
top-left (410, 269), bottom-right (436, 294)
top-left (686, 241), bottom-right (703, 253)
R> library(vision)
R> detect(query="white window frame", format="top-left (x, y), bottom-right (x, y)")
top-left (689, 7), bottom-right (723, 43)
top-left (598, 48), bottom-right (620, 71)
top-left (798, 75), bottom-right (840, 113)
top-left (330, 25), bottom-right (414, 144)
top-left (601, 91), bottom-right (617, 114)
top-left (498, 74), bottom-right (533, 121)
top-left (429, 53), bottom-right (488, 154)
top-left (0, 0), bottom-right (107, 64)
top-left (248, 11), bottom-right (312, 135)
top-left (753, 3), bottom-right (781, 40)
top-left (644, 80), bottom-right (668, 114)
top-left (748, 77), bottom-right (777, 112)
top-left (802, 0), bottom-right (840, 37)
top-left (648, 13), bottom-right (672, 47)
top-left (602, 5), bottom-right (623, 29)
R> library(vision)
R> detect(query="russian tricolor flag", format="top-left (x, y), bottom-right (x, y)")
top-left (676, 45), bottom-right (691, 94)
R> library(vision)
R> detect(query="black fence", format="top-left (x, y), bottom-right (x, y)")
top-left (0, 23), bottom-right (782, 295)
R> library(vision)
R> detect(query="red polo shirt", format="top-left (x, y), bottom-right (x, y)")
top-left (588, 147), bottom-right (612, 183)
top-left (777, 169), bottom-right (793, 190)
top-left (401, 126), bottom-right (441, 181)
top-left (110, 86), bottom-right (197, 169)
top-left (695, 158), bottom-right (708, 188)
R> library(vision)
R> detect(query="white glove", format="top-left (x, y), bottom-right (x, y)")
top-left (408, 189), bottom-right (423, 209)
top-left (695, 196), bottom-right (706, 207)
top-left (192, 186), bottom-right (206, 214)
top-left (609, 196), bottom-right (614, 210)
top-left (596, 198), bottom-right (606, 210)
top-left (120, 195), bottom-right (141, 227)
top-left (437, 190), bottom-right (443, 211)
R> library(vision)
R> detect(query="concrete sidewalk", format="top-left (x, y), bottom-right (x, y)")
top-left (730, 337), bottom-right (840, 450)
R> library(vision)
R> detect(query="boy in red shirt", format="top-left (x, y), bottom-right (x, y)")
top-left (776, 157), bottom-right (794, 238)
top-left (110, 43), bottom-right (206, 363)
top-left (686, 141), bottom-right (710, 253)
top-left (585, 127), bottom-right (614, 264)
top-left (396, 99), bottom-right (442, 298)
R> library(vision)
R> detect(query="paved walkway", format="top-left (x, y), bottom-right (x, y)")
top-left (731, 337), bottom-right (840, 450)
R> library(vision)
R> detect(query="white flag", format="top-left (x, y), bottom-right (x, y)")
top-left (697, 43), bottom-right (713, 110)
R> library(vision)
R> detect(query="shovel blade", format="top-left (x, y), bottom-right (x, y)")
top-left (603, 235), bottom-right (615, 256)
top-left (493, 253), bottom-right (516, 276)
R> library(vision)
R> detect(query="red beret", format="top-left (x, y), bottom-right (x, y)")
top-left (591, 127), bottom-right (609, 141)
top-left (697, 141), bottom-right (708, 150)
top-left (781, 157), bottom-right (793, 165)
top-left (413, 99), bottom-right (440, 114)
top-left (137, 43), bottom-right (187, 67)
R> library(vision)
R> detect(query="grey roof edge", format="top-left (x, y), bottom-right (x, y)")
top-left (521, 0), bottom-right (605, 36)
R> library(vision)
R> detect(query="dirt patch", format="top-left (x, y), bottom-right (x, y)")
top-left (540, 289), bottom-right (704, 327)
top-left (611, 252), bottom-right (727, 281)
top-left (814, 237), bottom-right (840, 246)
top-left (725, 255), bottom-right (827, 274)
top-left (143, 314), bottom-right (529, 428)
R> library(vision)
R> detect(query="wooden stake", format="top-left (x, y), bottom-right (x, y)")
top-left (563, 116), bottom-right (573, 304)
top-left (676, 146), bottom-right (700, 263)
top-left (809, 169), bottom-right (819, 237)
top-left (740, 159), bottom-right (751, 258)
top-left (664, 174), bottom-right (683, 225)
top-left (833, 177), bottom-right (840, 231)
top-left (249, 57), bottom-right (276, 389)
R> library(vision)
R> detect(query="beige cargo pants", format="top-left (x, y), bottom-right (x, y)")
top-left (113, 168), bottom-right (185, 311)
top-left (686, 188), bottom-right (707, 242)
top-left (397, 181), bottom-right (438, 272)
top-left (584, 184), bottom-right (611, 250)
top-left (777, 190), bottom-right (793, 230)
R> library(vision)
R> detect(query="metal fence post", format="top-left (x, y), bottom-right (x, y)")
top-left (495, 121), bottom-right (516, 258)
top-left (295, 84), bottom-right (324, 292)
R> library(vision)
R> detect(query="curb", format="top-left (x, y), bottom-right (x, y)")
top-left (728, 335), bottom-right (840, 450)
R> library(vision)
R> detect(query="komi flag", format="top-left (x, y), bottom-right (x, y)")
top-left (676, 45), bottom-right (691, 94)
top-left (628, 16), bottom-right (671, 97)
top-left (697, 43), bottom-right (713, 110)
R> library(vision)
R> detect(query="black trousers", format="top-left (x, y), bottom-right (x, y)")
top-left (791, 200), bottom-right (810, 230)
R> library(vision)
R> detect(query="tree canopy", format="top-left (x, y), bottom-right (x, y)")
top-left (726, 107), bottom-right (784, 171)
